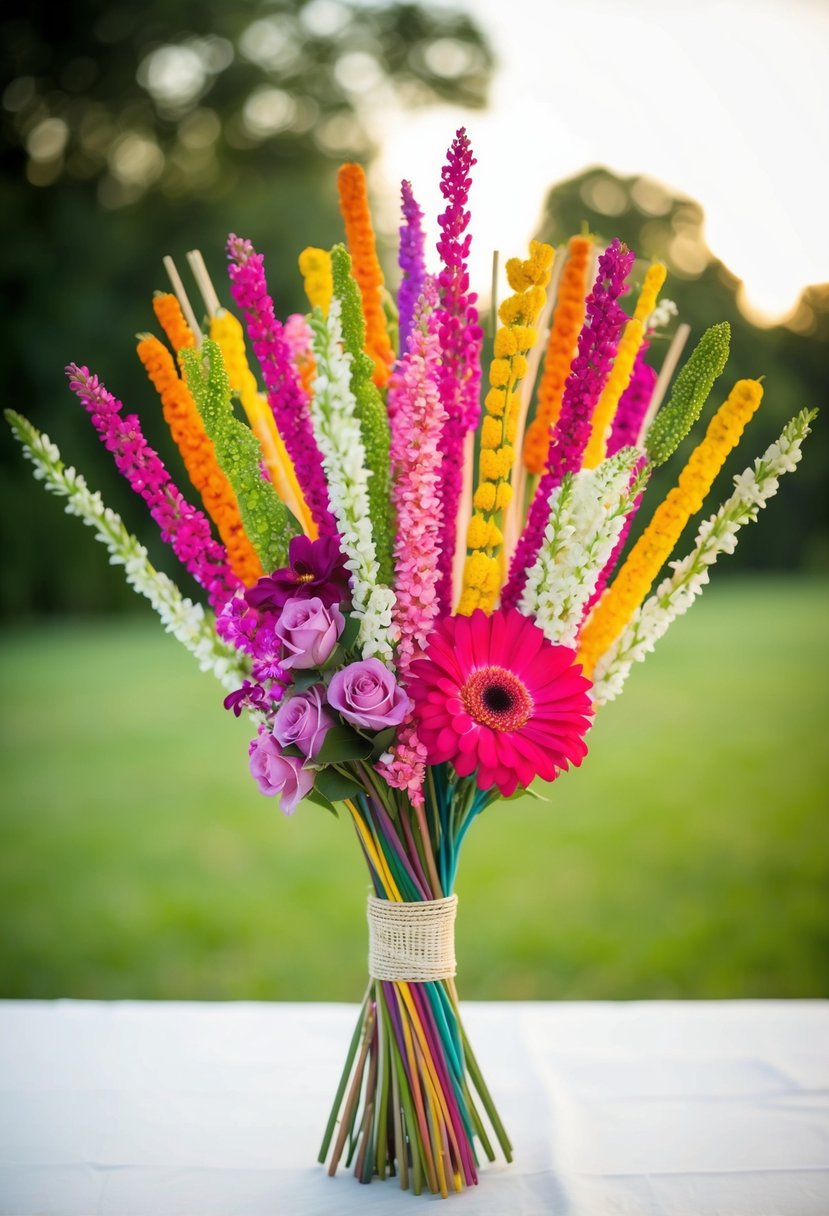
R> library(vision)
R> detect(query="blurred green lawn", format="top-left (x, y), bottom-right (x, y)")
top-left (1, 576), bottom-right (827, 1001)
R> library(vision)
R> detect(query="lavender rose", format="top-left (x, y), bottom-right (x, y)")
top-left (248, 732), bottom-right (314, 813)
top-left (327, 658), bottom-right (412, 733)
top-left (275, 596), bottom-right (344, 670)
top-left (273, 686), bottom-right (335, 759)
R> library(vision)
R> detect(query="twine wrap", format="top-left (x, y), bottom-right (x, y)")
top-left (367, 894), bottom-right (458, 982)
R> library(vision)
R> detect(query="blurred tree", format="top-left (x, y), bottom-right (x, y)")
top-left (538, 167), bottom-right (827, 573)
top-left (0, 0), bottom-right (493, 616)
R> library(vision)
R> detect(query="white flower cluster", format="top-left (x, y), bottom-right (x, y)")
top-left (591, 409), bottom-right (817, 705)
top-left (520, 447), bottom-right (643, 646)
top-left (647, 298), bottom-right (678, 333)
top-left (7, 410), bottom-right (248, 693)
top-left (307, 301), bottom-right (397, 663)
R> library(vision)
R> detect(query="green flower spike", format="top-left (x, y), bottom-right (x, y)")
top-left (180, 339), bottom-right (297, 573)
top-left (646, 321), bottom-right (731, 466)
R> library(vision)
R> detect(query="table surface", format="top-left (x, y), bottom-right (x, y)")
top-left (1, 1000), bottom-right (827, 1215)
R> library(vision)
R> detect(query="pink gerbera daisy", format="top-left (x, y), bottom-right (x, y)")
top-left (408, 608), bottom-right (593, 797)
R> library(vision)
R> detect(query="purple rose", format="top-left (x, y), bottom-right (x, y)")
top-left (248, 732), bottom-right (314, 813)
top-left (327, 658), bottom-right (412, 732)
top-left (275, 596), bottom-right (344, 670)
top-left (273, 685), bottom-right (335, 759)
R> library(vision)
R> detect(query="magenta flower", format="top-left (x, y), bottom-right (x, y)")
top-left (65, 364), bottom-right (240, 612)
top-left (223, 679), bottom-right (273, 718)
top-left (273, 686), bottom-right (335, 759)
top-left (433, 129), bottom-right (483, 616)
top-left (607, 346), bottom-right (657, 455)
top-left (226, 234), bottom-right (337, 538)
top-left (327, 659), bottom-right (412, 733)
top-left (248, 731), bottom-right (313, 812)
top-left (275, 596), bottom-right (344, 670)
top-left (502, 239), bottom-right (635, 609)
top-left (246, 535), bottom-right (349, 612)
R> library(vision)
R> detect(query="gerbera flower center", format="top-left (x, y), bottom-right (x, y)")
top-left (461, 666), bottom-right (534, 732)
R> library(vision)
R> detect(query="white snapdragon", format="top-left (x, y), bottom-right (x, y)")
top-left (7, 411), bottom-right (247, 692)
top-left (591, 409), bottom-right (817, 705)
top-left (646, 298), bottom-right (678, 333)
top-left (520, 447), bottom-right (643, 647)
top-left (308, 300), bottom-right (397, 663)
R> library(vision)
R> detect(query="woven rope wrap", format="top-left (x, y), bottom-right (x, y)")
top-left (367, 894), bottom-right (458, 982)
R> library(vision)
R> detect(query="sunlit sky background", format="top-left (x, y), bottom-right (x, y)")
top-left (368, 0), bottom-right (829, 324)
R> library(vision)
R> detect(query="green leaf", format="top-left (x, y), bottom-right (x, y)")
top-left (369, 726), bottom-right (398, 761)
top-left (339, 614), bottom-right (361, 653)
top-left (316, 766), bottom-right (364, 804)
top-left (280, 743), bottom-right (304, 759)
top-left (314, 725), bottom-right (373, 765)
top-left (319, 644), bottom-right (344, 671)
top-left (305, 788), bottom-right (339, 817)
top-left (290, 668), bottom-right (321, 692)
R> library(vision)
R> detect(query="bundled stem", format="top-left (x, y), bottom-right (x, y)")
top-left (319, 770), bottom-right (509, 1194)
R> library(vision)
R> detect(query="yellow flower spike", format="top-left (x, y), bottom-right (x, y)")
top-left (633, 260), bottom-right (668, 324)
top-left (480, 450), bottom-right (500, 480)
top-left (298, 246), bottom-right (333, 316)
top-left (474, 483), bottom-right (496, 512)
top-left (480, 416), bottom-right (502, 449)
top-left (578, 377), bottom-right (764, 675)
top-left (495, 483), bottom-right (512, 510)
top-left (457, 239), bottom-right (554, 615)
top-left (209, 310), bottom-right (317, 539)
top-left (490, 359), bottom-right (511, 386)
top-left (484, 388), bottom-right (507, 416)
top-left (583, 261), bottom-right (668, 469)
top-left (493, 330), bottom-right (518, 358)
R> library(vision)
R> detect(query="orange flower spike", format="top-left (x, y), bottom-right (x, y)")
top-left (337, 163), bottom-right (395, 388)
top-left (136, 334), bottom-right (264, 586)
top-left (152, 292), bottom-right (196, 355)
top-left (577, 378), bottom-right (764, 675)
top-left (522, 235), bottom-right (593, 474)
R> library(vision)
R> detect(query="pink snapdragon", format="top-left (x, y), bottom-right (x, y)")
top-left (383, 290), bottom-right (446, 803)
top-left (387, 291), bottom-right (446, 675)
top-left (226, 235), bottom-right (336, 537)
top-left (65, 364), bottom-right (239, 611)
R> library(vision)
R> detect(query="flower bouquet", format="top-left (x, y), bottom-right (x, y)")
top-left (7, 128), bottom-right (816, 1198)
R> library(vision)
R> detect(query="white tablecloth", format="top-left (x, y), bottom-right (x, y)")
top-left (1, 1000), bottom-right (827, 1215)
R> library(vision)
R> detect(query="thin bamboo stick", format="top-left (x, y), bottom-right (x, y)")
top-left (162, 256), bottom-right (202, 345)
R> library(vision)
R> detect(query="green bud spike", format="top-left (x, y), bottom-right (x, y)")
top-left (330, 243), bottom-right (393, 584)
top-left (180, 339), bottom-right (298, 573)
top-left (645, 321), bottom-right (731, 466)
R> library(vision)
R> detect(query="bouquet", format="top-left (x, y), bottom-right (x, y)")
top-left (7, 128), bottom-right (816, 1198)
